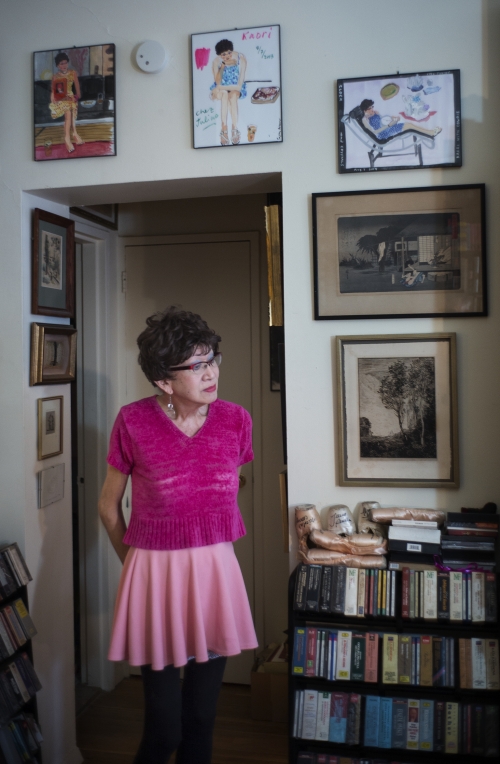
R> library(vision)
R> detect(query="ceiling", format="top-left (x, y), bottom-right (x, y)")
top-left (28, 172), bottom-right (282, 207)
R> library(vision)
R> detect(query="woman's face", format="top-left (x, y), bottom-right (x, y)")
top-left (57, 59), bottom-right (69, 73)
top-left (219, 50), bottom-right (234, 63)
top-left (161, 347), bottom-right (219, 406)
top-left (364, 105), bottom-right (376, 116)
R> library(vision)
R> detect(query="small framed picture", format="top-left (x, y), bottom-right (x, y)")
top-left (337, 69), bottom-right (461, 172)
top-left (69, 203), bottom-right (118, 230)
top-left (337, 334), bottom-right (459, 488)
top-left (38, 397), bottom-right (63, 460)
top-left (34, 43), bottom-right (116, 161)
top-left (32, 208), bottom-right (75, 318)
top-left (313, 185), bottom-right (486, 319)
top-left (30, 323), bottom-right (77, 385)
top-left (191, 25), bottom-right (282, 148)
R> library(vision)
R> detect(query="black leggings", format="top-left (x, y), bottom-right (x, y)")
top-left (133, 657), bottom-right (227, 764)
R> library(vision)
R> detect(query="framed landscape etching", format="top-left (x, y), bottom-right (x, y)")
top-left (337, 69), bottom-right (461, 172)
top-left (313, 185), bottom-right (486, 320)
top-left (32, 208), bottom-right (75, 319)
top-left (336, 334), bottom-right (459, 488)
top-left (37, 396), bottom-right (63, 460)
top-left (34, 43), bottom-right (116, 160)
top-left (191, 25), bottom-right (282, 148)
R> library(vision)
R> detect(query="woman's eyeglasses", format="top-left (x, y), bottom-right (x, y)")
top-left (169, 353), bottom-right (222, 375)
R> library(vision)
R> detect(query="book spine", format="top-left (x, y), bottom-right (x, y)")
top-left (434, 700), bottom-right (445, 752)
top-left (12, 599), bottom-right (37, 640)
top-left (294, 564), bottom-right (309, 610)
top-left (364, 632), bottom-right (378, 683)
top-left (378, 695), bottom-right (393, 748)
top-left (445, 702), bottom-right (459, 754)
top-left (302, 689), bottom-right (319, 739)
top-left (344, 568), bottom-right (358, 617)
top-left (345, 693), bottom-right (361, 745)
top-left (471, 703), bottom-right (484, 755)
top-left (329, 565), bottom-right (339, 613)
top-left (376, 569), bottom-right (382, 615)
top-left (406, 698), bottom-right (419, 750)
top-left (390, 569), bottom-right (396, 617)
top-left (432, 636), bottom-right (444, 686)
top-left (420, 699), bottom-right (434, 751)
top-left (484, 704), bottom-right (499, 757)
top-left (398, 635), bottom-right (411, 684)
top-left (333, 567), bottom-right (346, 614)
top-left (319, 566), bottom-right (333, 613)
top-left (329, 692), bottom-right (348, 743)
top-left (305, 627), bottom-right (317, 677)
top-left (364, 567), bottom-right (370, 616)
top-left (485, 573), bottom-right (497, 622)
top-left (423, 570), bottom-right (437, 620)
top-left (369, 569), bottom-right (374, 615)
top-left (420, 635), bottom-right (432, 686)
top-left (464, 637), bottom-right (472, 689)
top-left (459, 638), bottom-right (466, 688)
top-left (305, 564), bottom-right (322, 612)
top-left (363, 695), bottom-right (380, 747)
top-left (292, 627), bottom-right (307, 675)
top-left (471, 571), bottom-right (485, 622)
top-left (409, 569), bottom-right (415, 619)
top-left (315, 691), bottom-right (332, 741)
top-left (381, 570), bottom-right (387, 616)
top-left (471, 638), bottom-right (487, 689)
top-left (350, 633), bottom-right (365, 682)
top-left (485, 638), bottom-right (499, 690)
top-left (419, 570), bottom-right (425, 619)
top-left (336, 632), bottom-right (352, 680)
top-left (382, 633), bottom-right (398, 684)
top-left (357, 569), bottom-right (366, 617)
top-left (437, 572), bottom-right (450, 621)
top-left (391, 698), bottom-right (408, 749)
top-left (450, 572), bottom-right (463, 621)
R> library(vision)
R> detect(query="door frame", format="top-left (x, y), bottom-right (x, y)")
top-left (117, 232), bottom-right (265, 648)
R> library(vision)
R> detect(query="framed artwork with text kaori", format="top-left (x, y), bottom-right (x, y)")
top-left (191, 25), bottom-right (282, 148)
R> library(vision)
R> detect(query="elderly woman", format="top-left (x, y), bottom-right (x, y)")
top-left (99, 306), bottom-right (257, 764)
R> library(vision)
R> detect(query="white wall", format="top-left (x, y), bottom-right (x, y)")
top-left (1, 1), bottom-right (498, 761)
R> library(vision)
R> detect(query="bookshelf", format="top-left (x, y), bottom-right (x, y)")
top-left (288, 564), bottom-right (500, 764)
top-left (0, 543), bottom-right (43, 764)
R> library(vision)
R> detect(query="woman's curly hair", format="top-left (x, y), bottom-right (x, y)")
top-left (137, 306), bottom-right (221, 386)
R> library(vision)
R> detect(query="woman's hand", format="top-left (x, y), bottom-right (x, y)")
top-left (98, 465), bottom-right (131, 564)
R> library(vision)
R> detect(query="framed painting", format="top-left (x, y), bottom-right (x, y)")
top-left (34, 43), bottom-right (116, 161)
top-left (69, 203), bottom-right (118, 230)
top-left (191, 25), bottom-right (282, 148)
top-left (337, 69), bottom-right (461, 172)
top-left (336, 334), bottom-right (459, 488)
top-left (37, 396), bottom-right (63, 460)
top-left (32, 208), bottom-right (75, 318)
top-left (30, 323), bottom-right (77, 385)
top-left (313, 185), bottom-right (486, 319)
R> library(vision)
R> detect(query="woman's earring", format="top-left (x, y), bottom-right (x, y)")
top-left (166, 395), bottom-right (176, 420)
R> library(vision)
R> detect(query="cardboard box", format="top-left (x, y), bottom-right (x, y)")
top-left (250, 669), bottom-right (288, 723)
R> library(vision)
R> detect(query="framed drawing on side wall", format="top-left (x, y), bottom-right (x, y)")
top-left (32, 208), bottom-right (75, 318)
top-left (37, 396), bottom-right (63, 459)
top-left (337, 69), bottom-right (461, 172)
top-left (313, 185), bottom-right (486, 320)
top-left (30, 323), bottom-right (77, 385)
top-left (336, 334), bottom-right (459, 488)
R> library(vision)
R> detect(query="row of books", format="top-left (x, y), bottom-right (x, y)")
top-left (0, 712), bottom-right (42, 764)
top-left (0, 652), bottom-right (42, 721)
top-left (294, 565), bottom-right (397, 618)
top-left (401, 569), bottom-right (496, 623)
top-left (459, 637), bottom-right (499, 690)
top-left (0, 544), bottom-right (32, 600)
top-left (292, 690), bottom-right (499, 755)
top-left (292, 628), bottom-right (469, 688)
top-left (0, 599), bottom-right (38, 660)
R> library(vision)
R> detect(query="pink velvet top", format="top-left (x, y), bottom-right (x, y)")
top-left (107, 396), bottom-right (253, 551)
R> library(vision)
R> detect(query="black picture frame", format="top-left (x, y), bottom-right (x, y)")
top-left (337, 69), bottom-right (461, 173)
top-left (70, 204), bottom-right (118, 230)
top-left (191, 25), bottom-right (282, 148)
top-left (313, 184), bottom-right (486, 320)
top-left (32, 208), bottom-right (75, 318)
top-left (33, 43), bottom-right (116, 161)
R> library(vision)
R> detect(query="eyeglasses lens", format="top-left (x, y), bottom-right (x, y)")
top-left (192, 353), bottom-right (222, 374)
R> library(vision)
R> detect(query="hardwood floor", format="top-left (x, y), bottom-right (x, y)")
top-left (76, 678), bottom-right (289, 763)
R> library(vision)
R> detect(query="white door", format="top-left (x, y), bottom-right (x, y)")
top-left (124, 237), bottom-right (260, 683)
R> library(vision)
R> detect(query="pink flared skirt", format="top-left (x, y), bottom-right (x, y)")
top-left (108, 542), bottom-right (258, 670)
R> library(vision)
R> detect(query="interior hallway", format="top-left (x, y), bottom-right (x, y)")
top-left (76, 678), bottom-right (288, 763)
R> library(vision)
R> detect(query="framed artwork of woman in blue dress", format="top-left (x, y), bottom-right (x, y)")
top-left (191, 25), bottom-right (282, 148)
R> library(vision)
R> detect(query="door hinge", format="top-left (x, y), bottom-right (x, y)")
top-left (121, 271), bottom-right (127, 293)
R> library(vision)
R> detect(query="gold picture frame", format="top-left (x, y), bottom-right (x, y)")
top-left (336, 333), bottom-right (459, 488)
top-left (37, 396), bottom-right (63, 459)
top-left (30, 323), bottom-right (77, 385)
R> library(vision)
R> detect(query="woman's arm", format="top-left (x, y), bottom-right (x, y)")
top-left (362, 115), bottom-right (385, 135)
top-left (98, 465), bottom-right (130, 564)
top-left (236, 53), bottom-right (247, 91)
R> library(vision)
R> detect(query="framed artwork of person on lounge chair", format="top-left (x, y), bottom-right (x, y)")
top-left (313, 185), bottom-right (486, 319)
top-left (191, 25), bottom-right (282, 148)
top-left (337, 70), bottom-right (461, 172)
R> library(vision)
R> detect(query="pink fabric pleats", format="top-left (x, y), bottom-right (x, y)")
top-left (108, 542), bottom-right (258, 670)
